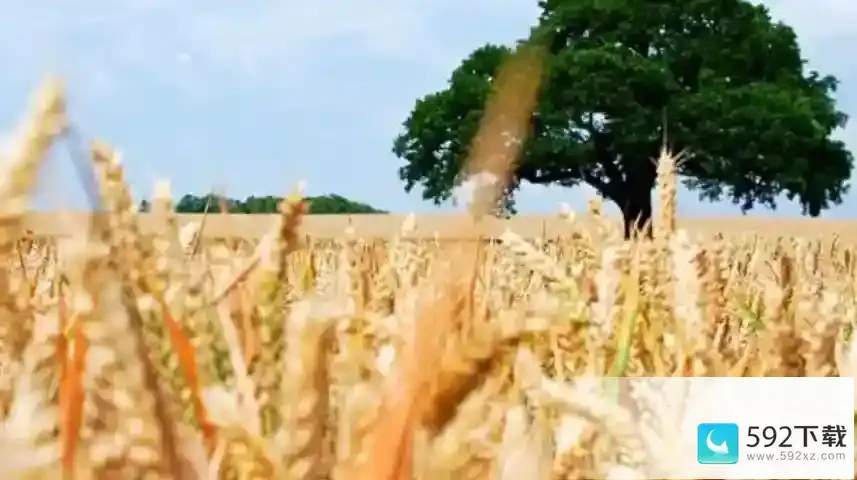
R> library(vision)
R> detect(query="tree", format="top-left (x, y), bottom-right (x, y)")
top-left (164, 193), bottom-right (386, 214)
top-left (307, 194), bottom-right (386, 214)
top-left (175, 194), bottom-right (216, 213)
top-left (393, 0), bottom-right (853, 237)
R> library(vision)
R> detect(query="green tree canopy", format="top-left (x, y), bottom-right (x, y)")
top-left (393, 0), bottom-right (853, 237)
top-left (141, 193), bottom-right (386, 214)
top-left (305, 194), bottom-right (385, 214)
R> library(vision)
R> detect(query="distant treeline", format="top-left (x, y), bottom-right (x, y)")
top-left (139, 193), bottom-right (386, 214)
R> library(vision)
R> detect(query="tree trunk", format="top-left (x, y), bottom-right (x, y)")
top-left (619, 184), bottom-right (653, 239)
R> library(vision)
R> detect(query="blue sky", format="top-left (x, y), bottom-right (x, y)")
top-left (2, 0), bottom-right (855, 218)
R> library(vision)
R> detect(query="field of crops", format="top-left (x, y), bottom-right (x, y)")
top-left (20, 212), bottom-right (857, 242)
top-left (2, 77), bottom-right (857, 480)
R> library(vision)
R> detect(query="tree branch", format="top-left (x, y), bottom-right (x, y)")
top-left (585, 115), bottom-right (623, 184)
top-left (583, 172), bottom-right (620, 202)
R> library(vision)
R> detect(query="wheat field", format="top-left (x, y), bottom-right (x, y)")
top-left (1, 70), bottom-right (856, 480)
top-left (19, 212), bottom-right (857, 243)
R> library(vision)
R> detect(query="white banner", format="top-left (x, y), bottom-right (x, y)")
top-left (563, 377), bottom-right (854, 479)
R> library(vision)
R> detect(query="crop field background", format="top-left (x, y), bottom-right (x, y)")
top-left (1, 63), bottom-right (856, 480)
top-left (19, 212), bottom-right (857, 242)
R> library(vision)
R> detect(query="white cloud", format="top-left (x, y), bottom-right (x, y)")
top-left (0, 0), bottom-right (544, 102)
top-left (0, 0), bottom-right (850, 97)
top-left (0, 1), bottom-right (444, 96)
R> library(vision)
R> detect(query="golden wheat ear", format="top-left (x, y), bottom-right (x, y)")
top-left (82, 140), bottom-right (195, 478)
top-left (0, 78), bottom-right (67, 418)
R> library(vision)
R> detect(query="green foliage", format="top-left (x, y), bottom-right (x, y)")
top-left (305, 194), bottom-right (385, 214)
top-left (393, 0), bottom-right (853, 236)
top-left (140, 194), bottom-right (386, 214)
